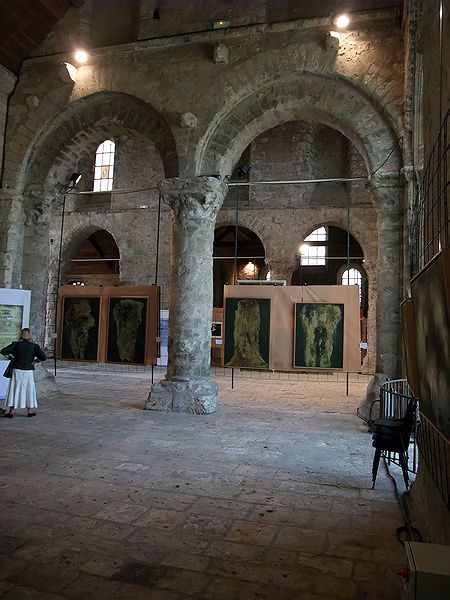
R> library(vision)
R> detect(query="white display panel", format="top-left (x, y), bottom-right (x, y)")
top-left (0, 289), bottom-right (31, 399)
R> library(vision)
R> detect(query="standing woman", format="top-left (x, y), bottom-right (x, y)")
top-left (1, 328), bottom-right (47, 418)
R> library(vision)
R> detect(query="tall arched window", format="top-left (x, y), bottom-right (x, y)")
top-left (341, 267), bottom-right (362, 303)
top-left (94, 139), bottom-right (115, 191)
top-left (300, 227), bottom-right (327, 265)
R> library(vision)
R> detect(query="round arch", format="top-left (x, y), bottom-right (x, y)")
top-left (196, 73), bottom-right (401, 181)
top-left (213, 224), bottom-right (266, 307)
top-left (65, 229), bottom-right (120, 286)
top-left (12, 91), bottom-right (179, 194)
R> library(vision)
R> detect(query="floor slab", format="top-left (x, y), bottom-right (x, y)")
top-left (0, 370), bottom-right (406, 599)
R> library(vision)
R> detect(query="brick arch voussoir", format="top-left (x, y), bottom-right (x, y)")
top-left (197, 74), bottom-right (400, 181)
top-left (20, 92), bottom-right (179, 194)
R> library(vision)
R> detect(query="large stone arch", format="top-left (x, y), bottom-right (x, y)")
top-left (13, 91), bottom-right (179, 194)
top-left (44, 223), bottom-right (122, 348)
top-left (196, 73), bottom-right (401, 180)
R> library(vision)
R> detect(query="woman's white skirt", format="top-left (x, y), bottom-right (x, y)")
top-left (4, 369), bottom-right (38, 409)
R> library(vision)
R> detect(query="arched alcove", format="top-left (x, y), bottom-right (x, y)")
top-left (292, 225), bottom-right (367, 309)
top-left (197, 74), bottom-right (402, 182)
top-left (64, 229), bottom-right (120, 287)
top-left (11, 91), bottom-right (179, 196)
top-left (213, 226), bottom-right (266, 307)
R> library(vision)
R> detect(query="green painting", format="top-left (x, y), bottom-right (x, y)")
top-left (0, 305), bottom-right (23, 350)
top-left (294, 303), bottom-right (344, 369)
top-left (411, 253), bottom-right (450, 439)
top-left (61, 297), bottom-right (100, 361)
top-left (107, 298), bottom-right (147, 364)
top-left (224, 298), bottom-right (270, 369)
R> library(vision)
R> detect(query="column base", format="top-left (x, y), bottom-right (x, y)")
top-left (146, 377), bottom-right (219, 414)
top-left (357, 372), bottom-right (388, 422)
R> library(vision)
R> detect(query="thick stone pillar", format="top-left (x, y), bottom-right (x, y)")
top-left (146, 177), bottom-right (227, 414)
top-left (0, 189), bottom-right (26, 288)
top-left (358, 174), bottom-right (402, 418)
top-left (0, 65), bottom-right (16, 180)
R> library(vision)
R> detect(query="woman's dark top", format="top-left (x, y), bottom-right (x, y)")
top-left (1, 340), bottom-right (47, 371)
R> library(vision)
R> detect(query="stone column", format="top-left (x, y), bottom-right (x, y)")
top-left (358, 174), bottom-right (402, 418)
top-left (265, 258), bottom-right (295, 283)
top-left (0, 189), bottom-right (26, 288)
top-left (0, 65), bottom-right (16, 180)
top-left (146, 176), bottom-right (228, 414)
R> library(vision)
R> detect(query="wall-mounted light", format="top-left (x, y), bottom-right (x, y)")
top-left (335, 14), bottom-right (350, 29)
top-left (64, 62), bottom-right (77, 82)
top-left (213, 19), bottom-right (231, 29)
top-left (69, 172), bottom-right (82, 188)
top-left (74, 49), bottom-right (89, 64)
top-left (236, 164), bottom-right (251, 178)
top-left (243, 261), bottom-right (257, 278)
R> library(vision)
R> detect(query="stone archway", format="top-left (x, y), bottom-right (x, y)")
top-left (213, 224), bottom-right (267, 307)
top-left (44, 224), bottom-right (122, 349)
top-left (16, 93), bottom-right (176, 351)
top-left (195, 74), bottom-right (403, 413)
top-left (196, 73), bottom-right (401, 179)
top-left (8, 91), bottom-right (179, 195)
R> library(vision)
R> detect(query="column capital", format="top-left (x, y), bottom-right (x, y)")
top-left (159, 176), bottom-right (228, 222)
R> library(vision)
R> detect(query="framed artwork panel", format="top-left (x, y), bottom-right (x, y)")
top-left (294, 303), bottom-right (344, 369)
top-left (400, 298), bottom-right (420, 398)
top-left (61, 296), bottom-right (101, 361)
top-left (224, 298), bottom-right (270, 369)
top-left (107, 297), bottom-right (148, 364)
top-left (211, 322), bottom-right (222, 338)
top-left (411, 252), bottom-right (450, 438)
top-left (0, 304), bottom-right (24, 350)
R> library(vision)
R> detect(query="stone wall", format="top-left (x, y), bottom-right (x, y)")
top-left (406, 0), bottom-right (450, 546)
top-left (0, 7), bottom-right (407, 402)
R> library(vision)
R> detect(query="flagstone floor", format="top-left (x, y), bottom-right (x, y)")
top-left (0, 370), bottom-right (406, 599)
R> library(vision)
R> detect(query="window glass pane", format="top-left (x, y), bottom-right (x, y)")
top-left (300, 244), bottom-right (326, 266)
top-left (341, 268), bottom-right (362, 302)
top-left (93, 140), bottom-right (115, 191)
top-left (304, 227), bottom-right (327, 242)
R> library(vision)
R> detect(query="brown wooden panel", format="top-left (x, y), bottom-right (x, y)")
top-left (57, 284), bottom-right (160, 365)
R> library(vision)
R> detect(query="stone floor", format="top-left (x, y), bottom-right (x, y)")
top-left (0, 369), bottom-right (407, 600)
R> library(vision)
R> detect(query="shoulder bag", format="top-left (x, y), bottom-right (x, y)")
top-left (3, 360), bottom-right (13, 378)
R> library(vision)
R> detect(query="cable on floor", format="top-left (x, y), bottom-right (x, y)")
top-left (383, 457), bottom-right (422, 545)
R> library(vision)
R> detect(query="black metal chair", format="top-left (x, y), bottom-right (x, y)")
top-left (371, 393), bottom-right (417, 489)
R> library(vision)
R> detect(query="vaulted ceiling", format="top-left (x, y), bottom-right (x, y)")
top-left (0, 0), bottom-right (83, 74)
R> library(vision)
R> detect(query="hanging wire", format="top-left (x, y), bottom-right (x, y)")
top-left (369, 137), bottom-right (403, 177)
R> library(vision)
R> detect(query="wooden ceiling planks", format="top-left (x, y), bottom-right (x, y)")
top-left (0, 0), bottom-right (80, 73)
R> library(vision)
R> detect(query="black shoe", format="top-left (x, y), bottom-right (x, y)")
top-left (27, 412), bottom-right (36, 418)
top-left (3, 413), bottom-right (13, 418)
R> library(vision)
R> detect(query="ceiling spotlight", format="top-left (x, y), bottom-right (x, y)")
top-left (74, 49), bottom-right (89, 64)
top-left (335, 14), bottom-right (350, 29)
top-left (236, 164), bottom-right (251, 178)
top-left (69, 172), bottom-right (82, 188)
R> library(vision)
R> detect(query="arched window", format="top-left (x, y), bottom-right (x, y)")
top-left (300, 227), bottom-right (327, 265)
top-left (341, 267), bottom-right (362, 303)
top-left (93, 140), bottom-right (115, 192)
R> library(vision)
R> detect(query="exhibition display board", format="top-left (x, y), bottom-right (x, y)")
top-left (57, 285), bottom-right (160, 365)
top-left (410, 248), bottom-right (450, 439)
top-left (223, 285), bottom-right (360, 372)
top-left (0, 288), bottom-right (31, 399)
